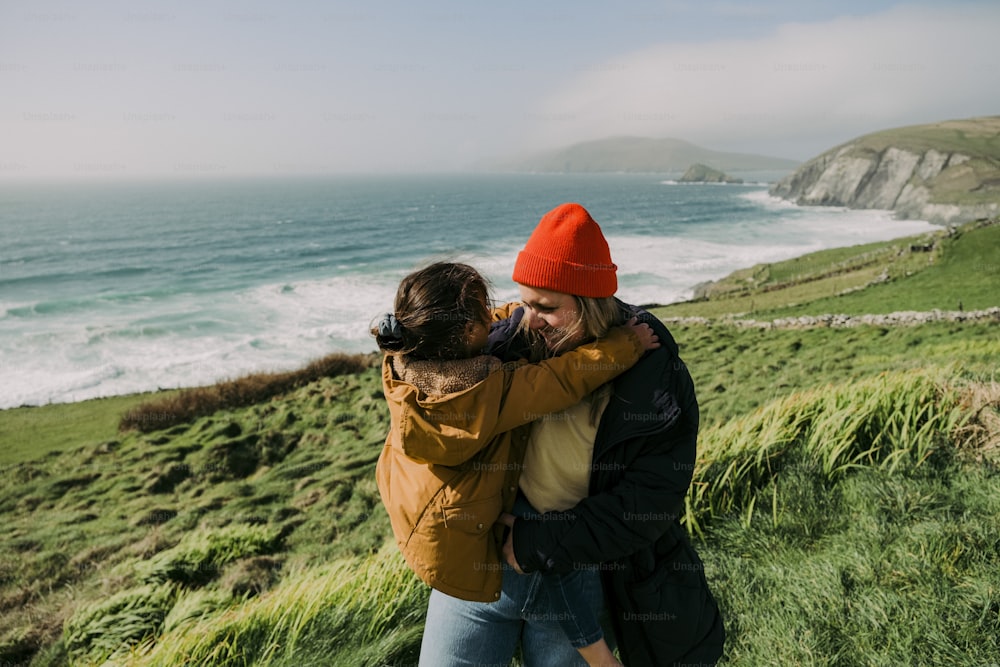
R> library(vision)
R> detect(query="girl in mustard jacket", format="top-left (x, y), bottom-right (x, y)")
top-left (373, 261), bottom-right (658, 667)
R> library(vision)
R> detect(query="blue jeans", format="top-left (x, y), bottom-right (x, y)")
top-left (418, 496), bottom-right (606, 666)
top-left (418, 563), bottom-right (605, 667)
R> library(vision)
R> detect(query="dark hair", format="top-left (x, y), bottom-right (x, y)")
top-left (373, 262), bottom-right (492, 360)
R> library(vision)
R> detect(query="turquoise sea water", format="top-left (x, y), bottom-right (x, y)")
top-left (0, 173), bottom-right (938, 408)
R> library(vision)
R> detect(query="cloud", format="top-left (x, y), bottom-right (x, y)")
top-left (4, 2), bottom-right (996, 178)
top-left (522, 4), bottom-right (1000, 160)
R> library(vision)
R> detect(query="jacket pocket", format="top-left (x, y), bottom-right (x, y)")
top-left (431, 494), bottom-right (505, 595)
top-left (442, 494), bottom-right (502, 536)
top-left (624, 556), bottom-right (715, 658)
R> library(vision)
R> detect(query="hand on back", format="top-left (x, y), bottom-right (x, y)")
top-left (624, 316), bottom-right (660, 351)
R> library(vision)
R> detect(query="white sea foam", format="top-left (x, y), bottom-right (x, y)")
top-left (602, 204), bottom-right (937, 306)
top-left (606, 235), bottom-right (814, 306)
top-left (0, 178), bottom-right (945, 408)
top-left (738, 189), bottom-right (802, 210)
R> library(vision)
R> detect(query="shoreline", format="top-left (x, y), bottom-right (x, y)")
top-left (3, 304), bottom-right (998, 424)
top-left (1, 176), bottom-right (944, 412)
top-left (4, 303), bottom-right (997, 416)
top-left (4, 216), bottom-right (995, 416)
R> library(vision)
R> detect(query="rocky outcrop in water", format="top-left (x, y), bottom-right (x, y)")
top-left (679, 163), bottom-right (743, 184)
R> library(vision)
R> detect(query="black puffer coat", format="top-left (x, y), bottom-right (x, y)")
top-left (488, 301), bottom-right (725, 666)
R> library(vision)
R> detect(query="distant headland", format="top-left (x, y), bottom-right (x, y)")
top-left (482, 117), bottom-right (1000, 226)
top-left (481, 136), bottom-right (800, 174)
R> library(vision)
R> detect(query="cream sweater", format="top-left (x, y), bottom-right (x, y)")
top-left (519, 392), bottom-right (610, 513)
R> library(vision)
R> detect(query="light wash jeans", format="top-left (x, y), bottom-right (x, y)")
top-left (418, 495), bottom-right (606, 667)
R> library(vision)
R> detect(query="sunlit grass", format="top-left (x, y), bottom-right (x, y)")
top-left (684, 370), bottom-right (968, 536)
top-left (3, 220), bottom-right (999, 665)
top-left (654, 218), bottom-right (1000, 319)
top-left (115, 548), bottom-right (426, 667)
top-left (0, 392), bottom-right (175, 466)
top-left (119, 353), bottom-right (373, 433)
top-left (700, 452), bottom-right (1000, 665)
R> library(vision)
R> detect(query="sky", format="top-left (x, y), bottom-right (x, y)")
top-left (1, 0), bottom-right (998, 180)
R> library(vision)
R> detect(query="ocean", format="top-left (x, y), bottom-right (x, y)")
top-left (0, 173), bottom-right (939, 409)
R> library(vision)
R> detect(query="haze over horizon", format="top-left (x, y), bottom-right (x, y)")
top-left (1, 0), bottom-right (998, 181)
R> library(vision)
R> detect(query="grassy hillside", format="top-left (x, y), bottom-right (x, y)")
top-left (836, 116), bottom-right (1000, 161)
top-left (0, 364), bottom-right (399, 666)
top-left (653, 218), bottom-right (1000, 320)
top-left (670, 319), bottom-right (999, 428)
top-left (0, 392), bottom-right (176, 467)
top-left (2, 220), bottom-right (999, 666)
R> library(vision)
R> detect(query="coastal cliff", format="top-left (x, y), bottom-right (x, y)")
top-left (770, 117), bottom-right (1000, 224)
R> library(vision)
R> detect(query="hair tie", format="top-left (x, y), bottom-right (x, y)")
top-left (378, 313), bottom-right (403, 340)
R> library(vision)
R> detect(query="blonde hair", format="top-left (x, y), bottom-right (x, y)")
top-left (518, 295), bottom-right (623, 357)
top-left (517, 295), bottom-right (625, 424)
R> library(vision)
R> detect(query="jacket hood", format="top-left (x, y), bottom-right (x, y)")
top-left (390, 354), bottom-right (502, 396)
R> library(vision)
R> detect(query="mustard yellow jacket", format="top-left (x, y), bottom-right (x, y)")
top-left (375, 319), bottom-right (643, 602)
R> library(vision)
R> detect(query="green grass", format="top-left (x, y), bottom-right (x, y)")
top-left (701, 459), bottom-right (1000, 665)
top-left (0, 367), bottom-right (393, 666)
top-left (654, 219), bottom-right (1000, 320)
top-left (3, 362), bottom-right (994, 666)
top-left (757, 222), bottom-right (1000, 318)
top-left (0, 353), bottom-right (371, 467)
top-left (81, 371), bottom-right (995, 667)
top-left (118, 353), bottom-right (371, 434)
top-left (64, 583), bottom-right (180, 665)
top-left (3, 218), bottom-right (1000, 666)
top-left (0, 391), bottom-right (176, 466)
top-left (653, 231), bottom-right (941, 319)
top-left (684, 370), bottom-right (968, 536)
top-left (670, 319), bottom-right (1000, 427)
top-left (848, 116), bottom-right (1000, 160)
top-left (114, 548), bottom-right (426, 667)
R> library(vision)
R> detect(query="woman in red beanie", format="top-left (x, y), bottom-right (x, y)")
top-left (419, 203), bottom-right (725, 667)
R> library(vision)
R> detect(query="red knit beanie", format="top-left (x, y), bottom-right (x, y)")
top-left (512, 203), bottom-right (618, 298)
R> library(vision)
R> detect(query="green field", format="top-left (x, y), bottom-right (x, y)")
top-left (654, 219), bottom-right (1000, 319)
top-left (2, 220), bottom-right (999, 666)
top-left (846, 117), bottom-right (1000, 160)
top-left (0, 392), bottom-right (174, 467)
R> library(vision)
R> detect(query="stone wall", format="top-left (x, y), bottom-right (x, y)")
top-left (664, 307), bottom-right (1000, 330)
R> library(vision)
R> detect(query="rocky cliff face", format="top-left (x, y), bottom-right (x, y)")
top-left (770, 137), bottom-right (1000, 224)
